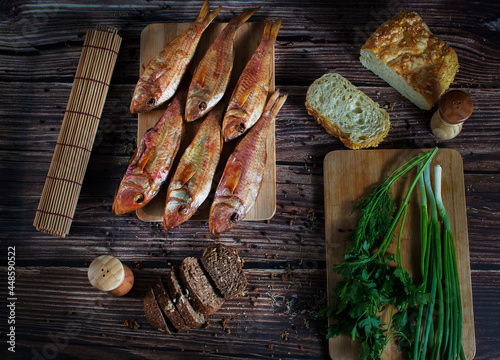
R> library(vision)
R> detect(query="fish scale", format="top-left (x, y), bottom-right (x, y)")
top-left (209, 90), bottom-right (287, 236)
top-left (113, 92), bottom-right (185, 215)
top-left (185, 7), bottom-right (259, 122)
top-left (130, 0), bottom-right (221, 114)
top-left (222, 19), bottom-right (282, 142)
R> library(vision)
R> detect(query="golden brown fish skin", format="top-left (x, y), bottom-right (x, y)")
top-left (185, 7), bottom-right (259, 122)
top-left (113, 92), bottom-right (185, 215)
top-left (222, 19), bottom-right (281, 142)
top-left (130, 0), bottom-right (221, 114)
top-left (209, 90), bottom-right (287, 236)
top-left (163, 100), bottom-right (225, 230)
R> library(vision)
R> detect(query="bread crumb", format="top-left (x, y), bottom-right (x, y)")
top-left (299, 345), bottom-right (304, 350)
top-left (101, 333), bottom-right (107, 338)
top-left (67, 311), bottom-right (73, 316)
top-left (268, 344), bottom-right (273, 350)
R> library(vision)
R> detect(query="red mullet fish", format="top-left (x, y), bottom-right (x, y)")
top-left (113, 92), bottom-right (185, 215)
top-left (130, 0), bottom-right (221, 114)
top-left (185, 7), bottom-right (259, 122)
top-left (163, 101), bottom-right (225, 230)
top-left (209, 90), bottom-right (287, 235)
top-left (222, 19), bottom-right (281, 142)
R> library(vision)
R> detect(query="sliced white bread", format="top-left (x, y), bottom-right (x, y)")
top-left (360, 10), bottom-right (459, 110)
top-left (305, 73), bottom-right (390, 149)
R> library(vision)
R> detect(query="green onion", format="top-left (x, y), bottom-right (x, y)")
top-left (434, 165), bottom-right (464, 360)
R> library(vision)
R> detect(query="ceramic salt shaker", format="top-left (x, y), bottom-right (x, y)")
top-left (431, 90), bottom-right (473, 140)
top-left (88, 255), bottom-right (134, 296)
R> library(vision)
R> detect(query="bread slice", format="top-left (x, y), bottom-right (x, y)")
top-left (143, 286), bottom-right (173, 334)
top-left (201, 243), bottom-right (247, 299)
top-left (305, 73), bottom-right (390, 149)
top-left (360, 10), bottom-right (459, 110)
top-left (152, 277), bottom-right (190, 332)
top-left (178, 257), bottom-right (224, 315)
top-left (165, 266), bottom-right (205, 328)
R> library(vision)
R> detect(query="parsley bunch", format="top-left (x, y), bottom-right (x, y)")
top-left (318, 148), bottom-right (438, 360)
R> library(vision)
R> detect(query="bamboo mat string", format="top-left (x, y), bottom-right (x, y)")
top-left (34, 26), bottom-right (121, 237)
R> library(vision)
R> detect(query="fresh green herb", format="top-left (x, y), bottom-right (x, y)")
top-left (318, 148), bottom-right (438, 360)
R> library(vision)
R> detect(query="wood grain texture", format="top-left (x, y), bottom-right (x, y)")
top-left (324, 149), bottom-right (474, 359)
top-left (135, 22), bottom-right (276, 222)
top-left (1, 0), bottom-right (500, 359)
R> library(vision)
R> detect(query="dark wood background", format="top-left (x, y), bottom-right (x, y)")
top-left (1, 0), bottom-right (499, 359)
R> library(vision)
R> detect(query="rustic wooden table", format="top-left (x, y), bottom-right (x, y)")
top-left (1, 1), bottom-right (499, 359)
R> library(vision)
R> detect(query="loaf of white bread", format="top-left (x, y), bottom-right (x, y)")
top-left (360, 10), bottom-right (459, 110)
top-left (305, 73), bottom-right (390, 149)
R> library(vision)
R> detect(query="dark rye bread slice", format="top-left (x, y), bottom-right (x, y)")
top-left (165, 266), bottom-right (205, 328)
top-left (143, 286), bottom-right (172, 334)
top-left (178, 257), bottom-right (224, 315)
top-left (201, 242), bottom-right (247, 299)
top-left (152, 277), bottom-right (190, 332)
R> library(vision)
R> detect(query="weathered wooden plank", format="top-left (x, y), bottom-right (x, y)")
top-left (1, 1), bottom-right (499, 86)
top-left (0, 267), bottom-right (498, 359)
top-left (2, 267), bottom-right (329, 359)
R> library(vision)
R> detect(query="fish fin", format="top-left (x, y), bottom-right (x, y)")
top-left (197, 0), bottom-right (222, 26)
top-left (233, 7), bottom-right (259, 26)
top-left (237, 89), bottom-right (252, 108)
top-left (137, 146), bottom-right (156, 172)
top-left (177, 163), bottom-right (196, 186)
top-left (196, 66), bottom-right (207, 87)
top-left (150, 67), bottom-right (167, 82)
top-left (225, 161), bottom-right (243, 193)
top-left (270, 19), bottom-right (282, 40)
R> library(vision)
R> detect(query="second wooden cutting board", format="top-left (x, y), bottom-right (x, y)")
top-left (136, 22), bottom-right (276, 222)
top-left (323, 148), bottom-right (475, 360)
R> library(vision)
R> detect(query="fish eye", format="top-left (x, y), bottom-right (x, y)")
top-left (236, 123), bottom-right (246, 133)
top-left (134, 193), bottom-right (144, 204)
top-left (146, 98), bottom-right (155, 106)
top-left (230, 212), bottom-right (240, 222)
top-left (198, 102), bottom-right (207, 111)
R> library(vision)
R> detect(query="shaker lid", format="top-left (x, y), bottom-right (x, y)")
top-left (439, 90), bottom-right (473, 125)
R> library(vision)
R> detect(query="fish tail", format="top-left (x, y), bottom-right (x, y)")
top-left (234, 7), bottom-right (259, 26)
top-left (270, 18), bottom-right (282, 40)
top-left (264, 89), bottom-right (287, 117)
top-left (196, 0), bottom-right (222, 26)
top-left (263, 19), bottom-right (282, 40)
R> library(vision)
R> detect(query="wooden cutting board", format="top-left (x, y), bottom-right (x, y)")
top-left (136, 22), bottom-right (276, 222)
top-left (323, 148), bottom-right (475, 360)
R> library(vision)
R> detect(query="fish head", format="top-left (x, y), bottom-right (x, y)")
top-left (223, 114), bottom-right (248, 142)
top-left (112, 175), bottom-right (150, 215)
top-left (130, 82), bottom-right (162, 114)
top-left (209, 196), bottom-right (245, 236)
top-left (185, 90), bottom-right (212, 122)
top-left (163, 188), bottom-right (193, 230)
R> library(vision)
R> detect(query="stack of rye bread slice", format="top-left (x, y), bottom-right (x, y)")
top-left (143, 242), bottom-right (247, 333)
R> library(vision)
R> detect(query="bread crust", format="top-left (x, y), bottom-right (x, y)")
top-left (153, 277), bottom-right (190, 332)
top-left (305, 105), bottom-right (389, 150)
top-left (360, 10), bottom-right (459, 109)
top-left (305, 73), bottom-right (390, 149)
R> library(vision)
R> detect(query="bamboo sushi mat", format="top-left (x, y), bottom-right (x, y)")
top-left (34, 25), bottom-right (121, 237)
